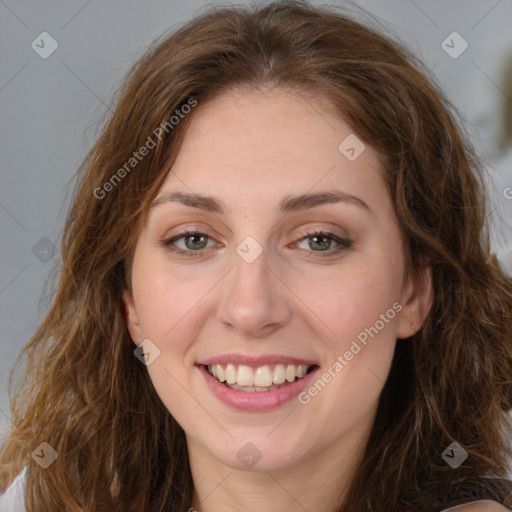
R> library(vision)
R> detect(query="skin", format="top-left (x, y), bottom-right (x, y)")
top-left (122, 87), bottom-right (436, 511)
top-left (445, 502), bottom-right (510, 511)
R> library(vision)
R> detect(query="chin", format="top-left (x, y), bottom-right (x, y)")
top-left (201, 429), bottom-right (310, 473)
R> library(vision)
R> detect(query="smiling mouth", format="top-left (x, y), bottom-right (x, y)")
top-left (204, 363), bottom-right (317, 392)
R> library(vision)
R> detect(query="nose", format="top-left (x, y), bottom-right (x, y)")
top-left (216, 247), bottom-right (292, 338)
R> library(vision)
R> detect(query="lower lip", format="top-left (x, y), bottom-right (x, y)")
top-left (198, 365), bottom-right (319, 411)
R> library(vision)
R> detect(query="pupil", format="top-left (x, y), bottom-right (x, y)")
top-left (311, 235), bottom-right (330, 251)
top-left (186, 234), bottom-right (207, 250)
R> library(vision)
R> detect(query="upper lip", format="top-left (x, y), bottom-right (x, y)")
top-left (197, 354), bottom-right (319, 367)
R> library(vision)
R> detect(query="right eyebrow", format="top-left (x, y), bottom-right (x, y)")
top-left (151, 191), bottom-right (227, 214)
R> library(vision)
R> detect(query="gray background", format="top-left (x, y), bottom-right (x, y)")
top-left (1, 0), bottom-right (512, 444)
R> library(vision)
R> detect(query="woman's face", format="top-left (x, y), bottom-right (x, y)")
top-left (123, 88), bottom-right (431, 473)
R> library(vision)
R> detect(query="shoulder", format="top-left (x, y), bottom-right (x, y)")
top-left (0, 467), bottom-right (27, 512)
top-left (442, 500), bottom-right (511, 511)
top-left (431, 476), bottom-right (512, 512)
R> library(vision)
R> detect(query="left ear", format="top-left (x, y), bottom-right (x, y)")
top-left (122, 289), bottom-right (143, 346)
top-left (396, 263), bottom-right (434, 339)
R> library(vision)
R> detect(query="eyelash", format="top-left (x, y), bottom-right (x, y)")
top-left (161, 229), bottom-right (352, 259)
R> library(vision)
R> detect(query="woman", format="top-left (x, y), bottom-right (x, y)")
top-left (1, 1), bottom-right (511, 510)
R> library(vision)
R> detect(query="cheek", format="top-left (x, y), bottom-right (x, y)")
top-left (130, 257), bottom-right (210, 425)
top-left (295, 253), bottom-right (403, 425)
top-left (297, 270), bottom-right (400, 436)
top-left (291, 255), bottom-right (403, 352)
top-left (131, 255), bottom-right (215, 341)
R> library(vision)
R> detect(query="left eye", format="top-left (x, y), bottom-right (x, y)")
top-left (296, 232), bottom-right (348, 252)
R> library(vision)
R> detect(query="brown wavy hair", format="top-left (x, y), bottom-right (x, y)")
top-left (1, 1), bottom-right (512, 510)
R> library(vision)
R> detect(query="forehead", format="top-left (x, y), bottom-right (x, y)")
top-left (157, 87), bottom-right (387, 213)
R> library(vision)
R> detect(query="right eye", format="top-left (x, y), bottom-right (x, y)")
top-left (162, 230), bottom-right (217, 256)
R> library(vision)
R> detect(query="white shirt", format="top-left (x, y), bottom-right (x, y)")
top-left (0, 468), bottom-right (26, 512)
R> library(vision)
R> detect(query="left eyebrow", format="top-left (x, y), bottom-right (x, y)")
top-left (151, 190), bottom-right (371, 215)
top-left (278, 190), bottom-right (372, 214)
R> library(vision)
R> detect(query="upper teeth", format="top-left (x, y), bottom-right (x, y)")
top-left (208, 363), bottom-right (310, 388)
